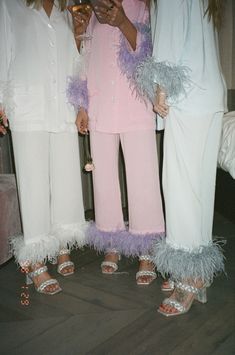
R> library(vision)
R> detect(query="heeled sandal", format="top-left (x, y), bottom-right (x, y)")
top-left (57, 249), bottom-right (75, 277)
top-left (136, 255), bottom-right (157, 286)
top-left (161, 278), bottom-right (175, 292)
top-left (158, 281), bottom-right (207, 317)
top-left (101, 249), bottom-right (121, 274)
top-left (26, 265), bottom-right (62, 295)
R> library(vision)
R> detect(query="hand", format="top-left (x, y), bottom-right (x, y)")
top-left (0, 109), bottom-right (8, 135)
top-left (76, 108), bottom-right (89, 134)
top-left (94, 0), bottom-right (127, 28)
top-left (153, 91), bottom-right (169, 118)
top-left (68, 5), bottom-right (92, 38)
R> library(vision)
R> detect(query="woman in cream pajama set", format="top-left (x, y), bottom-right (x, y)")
top-left (0, 0), bottom-right (87, 295)
top-left (135, 0), bottom-right (227, 315)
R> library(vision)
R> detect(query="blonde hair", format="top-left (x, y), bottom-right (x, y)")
top-left (204, 0), bottom-right (224, 28)
top-left (26, 0), bottom-right (67, 11)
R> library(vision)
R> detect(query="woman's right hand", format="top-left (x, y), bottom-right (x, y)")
top-left (76, 108), bottom-right (89, 134)
top-left (68, 6), bottom-right (92, 39)
top-left (0, 109), bottom-right (8, 135)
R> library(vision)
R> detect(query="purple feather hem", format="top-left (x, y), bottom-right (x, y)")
top-left (66, 76), bottom-right (89, 112)
top-left (86, 222), bottom-right (165, 257)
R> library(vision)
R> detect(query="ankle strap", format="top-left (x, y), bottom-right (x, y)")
top-left (58, 249), bottom-right (70, 256)
top-left (139, 255), bottom-right (152, 261)
top-left (28, 265), bottom-right (47, 278)
top-left (176, 282), bottom-right (199, 294)
top-left (106, 248), bottom-right (119, 255)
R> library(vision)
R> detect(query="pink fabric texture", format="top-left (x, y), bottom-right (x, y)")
top-left (86, 0), bottom-right (155, 133)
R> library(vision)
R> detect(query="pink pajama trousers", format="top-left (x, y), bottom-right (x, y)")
top-left (87, 129), bottom-right (165, 257)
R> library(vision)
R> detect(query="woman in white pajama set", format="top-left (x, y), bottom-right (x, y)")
top-left (0, 0), bottom-right (87, 295)
top-left (135, 0), bottom-right (227, 315)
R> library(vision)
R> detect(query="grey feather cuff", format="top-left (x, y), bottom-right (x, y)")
top-left (151, 238), bottom-right (225, 284)
top-left (134, 56), bottom-right (192, 104)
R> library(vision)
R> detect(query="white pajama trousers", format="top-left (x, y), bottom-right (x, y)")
top-left (87, 130), bottom-right (165, 257)
top-left (10, 131), bottom-right (87, 265)
top-left (153, 110), bottom-right (225, 282)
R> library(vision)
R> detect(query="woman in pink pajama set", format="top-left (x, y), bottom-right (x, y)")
top-left (68, 0), bottom-right (165, 285)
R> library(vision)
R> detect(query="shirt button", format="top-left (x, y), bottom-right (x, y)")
top-left (50, 41), bottom-right (55, 47)
top-left (47, 24), bottom-right (53, 29)
top-left (52, 79), bottom-right (56, 84)
top-left (111, 80), bottom-right (115, 85)
top-left (51, 60), bottom-right (55, 65)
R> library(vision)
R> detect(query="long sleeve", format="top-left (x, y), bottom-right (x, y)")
top-left (117, 2), bottom-right (152, 84)
top-left (0, 1), bottom-right (13, 112)
top-left (134, 0), bottom-right (192, 105)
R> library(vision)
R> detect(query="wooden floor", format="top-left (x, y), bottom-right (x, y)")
top-left (0, 212), bottom-right (234, 355)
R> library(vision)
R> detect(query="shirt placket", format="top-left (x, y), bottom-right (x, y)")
top-left (47, 19), bottom-right (58, 130)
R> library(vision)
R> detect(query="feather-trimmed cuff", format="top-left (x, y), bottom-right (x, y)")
top-left (52, 221), bottom-right (88, 250)
top-left (10, 234), bottom-right (60, 266)
top-left (151, 238), bottom-right (225, 284)
top-left (118, 22), bottom-right (152, 83)
top-left (86, 222), bottom-right (165, 257)
top-left (66, 76), bottom-right (89, 112)
top-left (134, 57), bottom-right (192, 104)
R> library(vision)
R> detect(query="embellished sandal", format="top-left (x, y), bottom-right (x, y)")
top-left (158, 281), bottom-right (207, 317)
top-left (136, 255), bottom-right (157, 286)
top-left (57, 249), bottom-right (75, 277)
top-left (101, 249), bottom-right (121, 274)
top-left (26, 265), bottom-right (62, 295)
top-left (161, 279), bottom-right (175, 292)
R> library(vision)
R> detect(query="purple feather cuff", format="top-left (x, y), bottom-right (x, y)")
top-left (66, 76), bottom-right (89, 112)
top-left (118, 22), bottom-right (152, 84)
top-left (86, 222), bottom-right (165, 257)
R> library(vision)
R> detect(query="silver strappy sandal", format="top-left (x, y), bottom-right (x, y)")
top-left (101, 249), bottom-right (121, 274)
top-left (136, 255), bottom-right (157, 286)
top-left (26, 265), bottom-right (62, 295)
top-left (158, 281), bottom-right (207, 317)
top-left (57, 249), bottom-right (75, 277)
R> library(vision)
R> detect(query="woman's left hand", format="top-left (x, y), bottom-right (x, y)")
top-left (153, 91), bottom-right (169, 118)
top-left (94, 0), bottom-right (127, 28)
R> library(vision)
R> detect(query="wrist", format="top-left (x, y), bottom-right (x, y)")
top-left (118, 15), bottom-right (129, 32)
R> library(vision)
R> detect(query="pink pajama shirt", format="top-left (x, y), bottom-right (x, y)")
top-left (85, 0), bottom-right (165, 256)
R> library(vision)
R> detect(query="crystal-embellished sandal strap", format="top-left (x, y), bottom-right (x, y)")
top-left (106, 248), bottom-right (119, 254)
top-left (57, 261), bottom-right (74, 273)
top-left (101, 261), bottom-right (118, 272)
top-left (28, 265), bottom-right (48, 279)
top-left (37, 279), bottom-right (59, 293)
top-left (176, 282), bottom-right (199, 294)
top-left (163, 298), bottom-right (185, 312)
top-left (136, 270), bottom-right (157, 279)
top-left (139, 255), bottom-right (152, 261)
top-left (58, 248), bottom-right (70, 256)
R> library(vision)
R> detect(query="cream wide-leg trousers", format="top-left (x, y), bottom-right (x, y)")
top-left (153, 110), bottom-right (225, 283)
top-left (86, 129), bottom-right (165, 257)
top-left (10, 131), bottom-right (87, 265)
